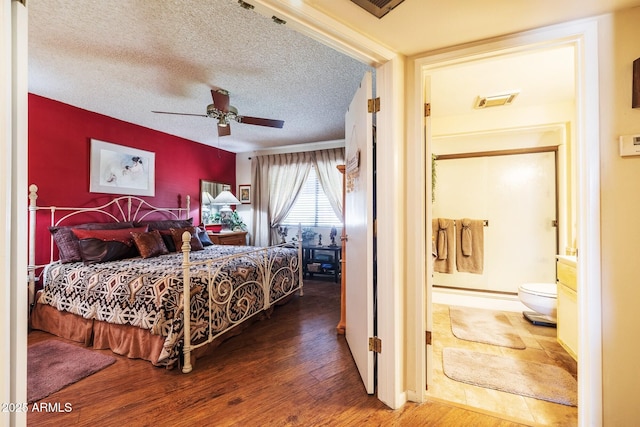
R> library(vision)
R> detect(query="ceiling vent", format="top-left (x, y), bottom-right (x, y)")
top-left (351, 0), bottom-right (406, 19)
top-left (474, 92), bottom-right (520, 109)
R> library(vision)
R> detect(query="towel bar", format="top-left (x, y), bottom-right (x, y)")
top-left (449, 219), bottom-right (489, 227)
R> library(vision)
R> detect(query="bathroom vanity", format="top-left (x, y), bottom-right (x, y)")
top-left (557, 255), bottom-right (578, 361)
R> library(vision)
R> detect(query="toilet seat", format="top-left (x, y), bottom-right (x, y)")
top-left (519, 282), bottom-right (557, 298)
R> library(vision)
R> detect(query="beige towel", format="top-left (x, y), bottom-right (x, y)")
top-left (456, 218), bottom-right (484, 274)
top-left (432, 218), bottom-right (455, 274)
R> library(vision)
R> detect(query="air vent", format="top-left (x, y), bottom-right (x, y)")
top-left (474, 92), bottom-right (520, 109)
top-left (351, 0), bottom-right (406, 19)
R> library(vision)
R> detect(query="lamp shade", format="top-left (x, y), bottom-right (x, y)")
top-left (201, 191), bottom-right (216, 205)
top-left (213, 190), bottom-right (241, 206)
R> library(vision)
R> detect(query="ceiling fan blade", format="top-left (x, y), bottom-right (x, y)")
top-left (217, 123), bottom-right (231, 137)
top-left (238, 116), bottom-right (284, 128)
top-left (210, 87), bottom-right (230, 113)
top-left (152, 111), bottom-right (207, 117)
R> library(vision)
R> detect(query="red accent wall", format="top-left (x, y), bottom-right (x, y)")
top-left (28, 94), bottom-right (235, 264)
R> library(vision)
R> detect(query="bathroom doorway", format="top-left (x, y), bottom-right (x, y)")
top-left (423, 40), bottom-right (580, 423)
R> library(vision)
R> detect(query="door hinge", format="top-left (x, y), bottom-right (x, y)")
top-left (425, 330), bottom-right (432, 346)
top-left (424, 103), bottom-right (431, 117)
top-left (368, 97), bottom-right (380, 113)
top-left (369, 336), bottom-right (382, 353)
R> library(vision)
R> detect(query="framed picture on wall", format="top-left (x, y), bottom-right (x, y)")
top-left (89, 139), bottom-right (155, 196)
top-left (238, 184), bottom-right (251, 204)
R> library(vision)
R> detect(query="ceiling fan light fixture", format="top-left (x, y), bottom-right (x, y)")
top-left (153, 87), bottom-right (284, 137)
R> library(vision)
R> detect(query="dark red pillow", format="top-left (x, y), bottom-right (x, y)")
top-left (49, 221), bottom-right (136, 263)
top-left (72, 226), bottom-right (148, 264)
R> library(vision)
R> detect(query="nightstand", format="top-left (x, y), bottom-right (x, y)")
top-left (302, 244), bottom-right (341, 283)
top-left (207, 231), bottom-right (248, 246)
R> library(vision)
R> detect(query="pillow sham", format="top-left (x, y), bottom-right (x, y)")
top-left (134, 218), bottom-right (193, 231)
top-left (49, 221), bottom-right (136, 263)
top-left (133, 219), bottom-right (194, 252)
top-left (158, 230), bottom-right (177, 252)
top-left (197, 227), bottom-right (214, 247)
top-left (169, 226), bottom-right (204, 252)
top-left (71, 226), bottom-right (148, 264)
top-left (131, 229), bottom-right (169, 259)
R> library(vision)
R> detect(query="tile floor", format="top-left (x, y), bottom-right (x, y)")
top-left (427, 303), bottom-right (578, 426)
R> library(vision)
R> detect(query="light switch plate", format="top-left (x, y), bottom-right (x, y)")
top-left (619, 134), bottom-right (640, 157)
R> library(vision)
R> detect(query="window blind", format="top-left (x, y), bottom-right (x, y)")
top-left (282, 167), bottom-right (341, 227)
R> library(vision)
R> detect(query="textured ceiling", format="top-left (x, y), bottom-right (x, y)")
top-left (28, 0), bottom-right (640, 154)
top-left (28, 0), bottom-right (372, 153)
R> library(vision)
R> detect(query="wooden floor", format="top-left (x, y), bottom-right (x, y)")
top-left (28, 279), bottom-right (527, 427)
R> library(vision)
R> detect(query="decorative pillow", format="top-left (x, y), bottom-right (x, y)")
top-left (49, 221), bottom-right (136, 263)
top-left (197, 227), bottom-right (214, 247)
top-left (169, 226), bottom-right (204, 252)
top-left (133, 219), bottom-right (193, 252)
top-left (134, 218), bottom-right (193, 231)
top-left (71, 226), bottom-right (148, 264)
top-left (158, 230), bottom-right (177, 252)
top-left (131, 230), bottom-right (169, 259)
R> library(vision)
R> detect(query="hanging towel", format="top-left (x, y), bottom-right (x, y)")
top-left (460, 218), bottom-right (473, 256)
top-left (432, 218), bottom-right (455, 274)
top-left (456, 218), bottom-right (484, 274)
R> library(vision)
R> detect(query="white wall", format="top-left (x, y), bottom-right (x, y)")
top-left (597, 8), bottom-right (640, 424)
top-left (235, 152), bottom-right (253, 240)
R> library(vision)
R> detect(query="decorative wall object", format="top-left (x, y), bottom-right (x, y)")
top-left (90, 139), bottom-right (155, 196)
top-left (238, 184), bottom-right (251, 204)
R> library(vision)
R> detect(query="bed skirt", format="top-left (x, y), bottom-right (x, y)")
top-left (30, 293), bottom-right (294, 369)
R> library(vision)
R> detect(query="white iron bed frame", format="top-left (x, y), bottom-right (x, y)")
top-left (27, 184), bottom-right (303, 373)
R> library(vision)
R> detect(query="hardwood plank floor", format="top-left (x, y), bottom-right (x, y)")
top-left (28, 279), bottom-right (527, 426)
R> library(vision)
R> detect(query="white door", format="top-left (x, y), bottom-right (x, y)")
top-left (344, 71), bottom-right (375, 394)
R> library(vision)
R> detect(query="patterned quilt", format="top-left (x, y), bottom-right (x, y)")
top-left (38, 245), bottom-right (300, 366)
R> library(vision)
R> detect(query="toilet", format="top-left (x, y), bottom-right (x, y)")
top-left (518, 282), bottom-right (558, 327)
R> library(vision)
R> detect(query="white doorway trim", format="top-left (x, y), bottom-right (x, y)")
top-left (2, 1), bottom-right (29, 427)
top-left (409, 18), bottom-right (602, 425)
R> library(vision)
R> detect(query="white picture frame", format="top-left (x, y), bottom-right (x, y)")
top-left (89, 139), bottom-right (155, 196)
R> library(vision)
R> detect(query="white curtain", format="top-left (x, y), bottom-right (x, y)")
top-left (313, 148), bottom-right (345, 219)
top-left (251, 152), bottom-right (312, 246)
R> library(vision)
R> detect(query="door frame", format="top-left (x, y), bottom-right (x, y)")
top-left (408, 19), bottom-right (602, 424)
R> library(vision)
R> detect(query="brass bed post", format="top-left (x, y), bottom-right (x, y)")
top-left (181, 231), bottom-right (193, 373)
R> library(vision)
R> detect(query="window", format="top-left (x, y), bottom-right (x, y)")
top-left (282, 167), bottom-right (341, 227)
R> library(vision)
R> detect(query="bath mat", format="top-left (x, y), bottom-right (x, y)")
top-left (28, 340), bottom-right (116, 403)
top-left (442, 347), bottom-right (577, 406)
top-left (449, 306), bottom-right (526, 349)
